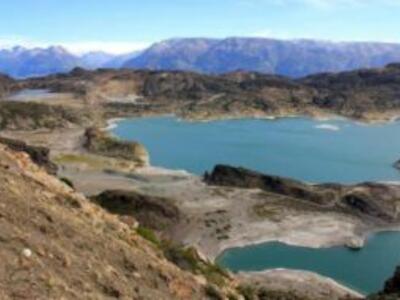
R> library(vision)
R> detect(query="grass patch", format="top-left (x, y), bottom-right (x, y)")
top-left (253, 204), bottom-right (281, 221)
top-left (136, 226), bottom-right (161, 246)
top-left (54, 153), bottom-right (106, 169)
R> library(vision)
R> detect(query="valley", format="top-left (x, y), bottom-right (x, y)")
top-left (2, 64), bottom-right (400, 298)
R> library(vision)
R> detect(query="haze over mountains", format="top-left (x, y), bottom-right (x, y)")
top-left (0, 46), bottom-right (139, 78)
top-left (2, 37), bottom-right (400, 78)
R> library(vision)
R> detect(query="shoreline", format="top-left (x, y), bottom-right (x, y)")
top-left (212, 225), bottom-right (400, 261)
top-left (103, 111), bottom-right (400, 131)
top-left (239, 269), bottom-right (365, 299)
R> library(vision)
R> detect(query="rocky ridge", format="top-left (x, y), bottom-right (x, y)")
top-left (4, 63), bottom-right (399, 123)
top-left (205, 165), bottom-right (400, 223)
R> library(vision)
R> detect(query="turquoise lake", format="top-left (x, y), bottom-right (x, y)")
top-left (112, 116), bottom-right (400, 294)
top-left (217, 232), bottom-right (400, 294)
top-left (112, 116), bottom-right (400, 183)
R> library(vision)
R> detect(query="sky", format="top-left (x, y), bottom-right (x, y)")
top-left (0, 0), bottom-right (399, 53)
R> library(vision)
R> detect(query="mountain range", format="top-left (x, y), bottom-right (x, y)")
top-left (2, 38), bottom-right (400, 78)
top-left (0, 46), bottom-right (139, 78)
top-left (124, 38), bottom-right (400, 77)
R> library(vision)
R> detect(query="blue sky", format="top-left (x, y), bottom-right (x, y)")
top-left (0, 0), bottom-right (399, 53)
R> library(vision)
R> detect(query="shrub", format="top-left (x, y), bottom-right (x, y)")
top-left (136, 226), bottom-right (160, 246)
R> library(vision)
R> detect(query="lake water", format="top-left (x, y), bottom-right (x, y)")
top-left (7, 89), bottom-right (53, 101)
top-left (217, 231), bottom-right (400, 294)
top-left (112, 116), bottom-right (400, 183)
top-left (112, 116), bottom-right (400, 294)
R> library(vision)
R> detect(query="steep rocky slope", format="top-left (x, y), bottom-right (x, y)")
top-left (0, 143), bottom-right (240, 299)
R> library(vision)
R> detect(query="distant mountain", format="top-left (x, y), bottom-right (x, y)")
top-left (3, 38), bottom-right (400, 78)
top-left (79, 51), bottom-right (117, 69)
top-left (0, 46), bottom-right (81, 78)
top-left (123, 38), bottom-right (400, 77)
top-left (0, 46), bottom-right (137, 78)
top-left (102, 51), bottom-right (142, 68)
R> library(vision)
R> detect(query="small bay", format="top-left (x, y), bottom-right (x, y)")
top-left (217, 231), bottom-right (400, 294)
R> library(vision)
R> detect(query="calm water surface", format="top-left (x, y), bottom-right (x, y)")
top-left (112, 116), bottom-right (400, 183)
top-left (217, 232), bottom-right (400, 294)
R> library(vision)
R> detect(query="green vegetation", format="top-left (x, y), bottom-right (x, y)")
top-left (54, 153), bottom-right (107, 169)
top-left (253, 204), bottom-right (282, 221)
top-left (136, 226), bottom-right (160, 246)
top-left (135, 226), bottom-right (230, 287)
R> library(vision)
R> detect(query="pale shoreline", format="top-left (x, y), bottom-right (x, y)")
top-left (103, 110), bottom-right (400, 132)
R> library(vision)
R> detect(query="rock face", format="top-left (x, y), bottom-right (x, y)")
top-left (91, 190), bottom-right (181, 231)
top-left (0, 136), bottom-right (57, 175)
top-left (205, 165), bottom-right (400, 222)
top-left (83, 127), bottom-right (149, 166)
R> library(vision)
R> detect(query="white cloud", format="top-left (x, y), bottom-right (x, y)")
top-left (0, 36), bottom-right (150, 54)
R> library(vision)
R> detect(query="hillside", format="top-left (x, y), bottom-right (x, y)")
top-left (0, 142), bottom-right (240, 299)
top-left (124, 38), bottom-right (400, 77)
top-left (10, 62), bottom-right (400, 123)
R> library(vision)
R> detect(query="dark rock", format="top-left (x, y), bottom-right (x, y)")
top-left (0, 136), bottom-right (58, 175)
top-left (91, 190), bottom-right (181, 231)
top-left (205, 165), bottom-right (400, 222)
top-left (204, 165), bottom-right (335, 205)
top-left (368, 266), bottom-right (400, 299)
top-left (393, 160), bottom-right (400, 170)
top-left (83, 128), bottom-right (149, 166)
top-left (384, 266), bottom-right (400, 294)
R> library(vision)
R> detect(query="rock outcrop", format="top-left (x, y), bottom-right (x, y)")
top-left (91, 190), bottom-right (181, 232)
top-left (83, 127), bottom-right (149, 166)
top-left (393, 159), bottom-right (400, 171)
top-left (0, 101), bottom-right (90, 130)
top-left (205, 165), bottom-right (400, 222)
top-left (368, 266), bottom-right (400, 299)
top-left (0, 136), bottom-right (57, 175)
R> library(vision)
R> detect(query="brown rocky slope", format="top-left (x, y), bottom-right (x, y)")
top-left (0, 143), bottom-right (242, 299)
